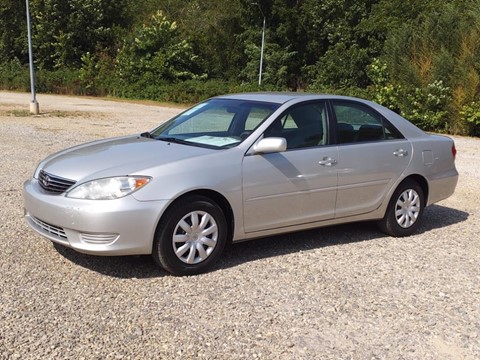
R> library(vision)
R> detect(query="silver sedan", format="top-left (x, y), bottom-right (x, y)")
top-left (23, 93), bottom-right (458, 275)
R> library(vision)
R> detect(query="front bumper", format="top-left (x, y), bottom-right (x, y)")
top-left (23, 179), bottom-right (169, 256)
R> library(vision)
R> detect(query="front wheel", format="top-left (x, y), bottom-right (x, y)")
top-left (378, 179), bottom-right (425, 237)
top-left (152, 195), bottom-right (228, 276)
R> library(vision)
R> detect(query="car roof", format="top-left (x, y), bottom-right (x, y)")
top-left (215, 92), bottom-right (361, 104)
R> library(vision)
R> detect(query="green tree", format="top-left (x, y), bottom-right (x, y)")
top-left (174, 0), bottom-right (244, 80)
top-left (377, 0), bottom-right (480, 134)
top-left (238, 0), bottom-right (301, 89)
top-left (0, 0), bottom-right (27, 62)
top-left (116, 11), bottom-right (203, 86)
top-left (302, 0), bottom-right (381, 90)
top-left (30, 0), bottom-right (131, 69)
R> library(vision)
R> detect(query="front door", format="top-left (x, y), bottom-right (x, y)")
top-left (242, 101), bottom-right (339, 233)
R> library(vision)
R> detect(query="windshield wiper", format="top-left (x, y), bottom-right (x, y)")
top-left (157, 136), bottom-right (192, 145)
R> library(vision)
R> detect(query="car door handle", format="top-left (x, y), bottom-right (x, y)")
top-left (393, 149), bottom-right (408, 157)
top-left (318, 157), bottom-right (337, 166)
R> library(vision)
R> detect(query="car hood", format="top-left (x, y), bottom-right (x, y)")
top-left (39, 135), bottom-right (215, 182)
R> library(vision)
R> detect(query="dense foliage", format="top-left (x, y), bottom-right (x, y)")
top-left (1, 0), bottom-right (479, 135)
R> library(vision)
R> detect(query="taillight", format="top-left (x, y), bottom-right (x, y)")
top-left (452, 144), bottom-right (457, 160)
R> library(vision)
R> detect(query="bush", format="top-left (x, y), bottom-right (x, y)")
top-left (0, 60), bottom-right (87, 95)
top-left (306, 82), bottom-right (374, 101)
top-left (460, 101), bottom-right (480, 136)
top-left (400, 80), bottom-right (451, 132)
top-left (113, 79), bottom-right (273, 104)
top-left (36, 68), bottom-right (83, 95)
top-left (0, 59), bottom-right (30, 91)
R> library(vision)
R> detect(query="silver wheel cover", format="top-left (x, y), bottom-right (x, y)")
top-left (395, 189), bottom-right (421, 228)
top-left (172, 211), bottom-right (218, 264)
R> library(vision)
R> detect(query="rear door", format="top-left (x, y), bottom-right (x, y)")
top-left (331, 100), bottom-right (412, 218)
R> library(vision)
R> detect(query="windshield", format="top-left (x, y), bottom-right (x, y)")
top-left (149, 99), bottom-right (280, 149)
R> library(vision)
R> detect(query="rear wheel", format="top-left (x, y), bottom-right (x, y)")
top-left (378, 179), bottom-right (425, 237)
top-left (152, 195), bottom-right (227, 276)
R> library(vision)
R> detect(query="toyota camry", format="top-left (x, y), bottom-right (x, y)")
top-left (23, 93), bottom-right (458, 275)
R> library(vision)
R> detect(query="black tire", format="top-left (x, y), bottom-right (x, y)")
top-left (152, 195), bottom-right (228, 276)
top-left (378, 179), bottom-right (425, 237)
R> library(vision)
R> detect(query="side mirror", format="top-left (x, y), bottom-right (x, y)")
top-left (253, 137), bottom-right (287, 154)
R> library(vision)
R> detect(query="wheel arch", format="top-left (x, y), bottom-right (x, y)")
top-left (378, 173), bottom-right (428, 237)
top-left (156, 189), bottom-right (235, 244)
top-left (401, 174), bottom-right (429, 204)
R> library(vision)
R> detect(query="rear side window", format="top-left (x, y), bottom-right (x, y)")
top-left (332, 101), bottom-right (402, 144)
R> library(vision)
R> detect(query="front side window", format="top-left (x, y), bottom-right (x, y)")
top-left (150, 99), bottom-right (279, 148)
top-left (264, 102), bottom-right (328, 149)
top-left (332, 101), bottom-right (402, 144)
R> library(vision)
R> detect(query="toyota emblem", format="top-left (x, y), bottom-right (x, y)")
top-left (42, 175), bottom-right (50, 187)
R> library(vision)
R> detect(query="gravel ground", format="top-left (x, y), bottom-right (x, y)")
top-left (0, 91), bottom-right (479, 359)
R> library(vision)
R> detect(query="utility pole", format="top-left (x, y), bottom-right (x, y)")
top-left (26, 0), bottom-right (39, 114)
top-left (259, 15), bottom-right (265, 86)
top-left (252, 3), bottom-right (265, 86)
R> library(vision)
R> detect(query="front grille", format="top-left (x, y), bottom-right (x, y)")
top-left (39, 170), bottom-right (76, 194)
top-left (29, 215), bottom-right (67, 240)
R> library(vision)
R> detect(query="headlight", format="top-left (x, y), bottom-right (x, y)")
top-left (66, 176), bottom-right (151, 200)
